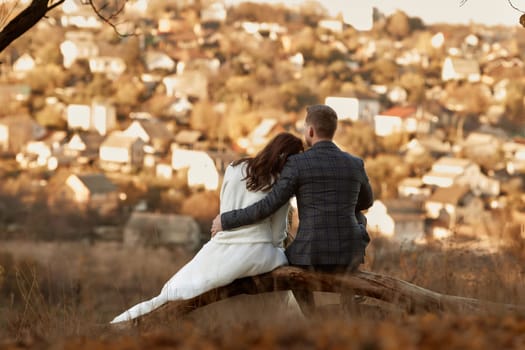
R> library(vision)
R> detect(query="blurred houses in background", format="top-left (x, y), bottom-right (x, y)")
top-left (0, 115), bottom-right (46, 155)
top-left (123, 211), bottom-right (201, 250)
top-left (55, 173), bottom-right (119, 216)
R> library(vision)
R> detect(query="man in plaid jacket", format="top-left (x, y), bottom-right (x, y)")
top-left (212, 104), bottom-right (374, 313)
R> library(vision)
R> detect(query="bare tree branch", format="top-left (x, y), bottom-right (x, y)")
top-left (460, 0), bottom-right (525, 27)
top-left (47, 0), bottom-right (66, 12)
top-left (128, 266), bottom-right (525, 326)
top-left (0, 0), bottom-right (65, 53)
top-left (87, 0), bottom-right (134, 37)
top-left (0, 0), bottom-right (134, 54)
top-left (461, 0), bottom-right (524, 14)
top-left (508, 0), bottom-right (525, 13)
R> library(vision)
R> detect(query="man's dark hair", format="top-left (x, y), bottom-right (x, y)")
top-left (305, 104), bottom-right (338, 139)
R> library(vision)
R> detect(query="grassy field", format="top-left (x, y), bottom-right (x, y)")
top-left (0, 237), bottom-right (524, 349)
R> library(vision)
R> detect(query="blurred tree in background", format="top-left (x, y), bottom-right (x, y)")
top-left (190, 100), bottom-right (222, 139)
top-left (504, 80), bottom-right (525, 125)
top-left (365, 154), bottom-right (410, 199)
top-left (334, 121), bottom-right (379, 158)
top-left (227, 2), bottom-right (291, 24)
top-left (386, 10), bottom-right (411, 39)
top-left (35, 104), bottom-right (65, 129)
top-left (400, 71), bottom-right (426, 105)
top-left (26, 65), bottom-right (66, 95)
top-left (113, 75), bottom-right (146, 117)
top-left (180, 190), bottom-right (220, 231)
top-left (84, 74), bottom-right (115, 99)
top-left (369, 59), bottom-right (398, 85)
top-left (279, 80), bottom-right (318, 112)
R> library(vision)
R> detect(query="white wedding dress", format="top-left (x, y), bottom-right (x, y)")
top-left (110, 163), bottom-right (291, 323)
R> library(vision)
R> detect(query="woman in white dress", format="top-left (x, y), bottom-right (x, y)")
top-left (110, 132), bottom-right (304, 323)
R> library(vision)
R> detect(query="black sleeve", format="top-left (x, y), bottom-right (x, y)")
top-left (356, 158), bottom-right (374, 211)
top-left (221, 158), bottom-right (299, 230)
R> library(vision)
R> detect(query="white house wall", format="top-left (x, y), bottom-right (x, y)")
top-left (201, 2), bottom-right (227, 22)
top-left (374, 116), bottom-right (402, 136)
top-left (425, 202), bottom-right (443, 219)
top-left (187, 160), bottom-right (219, 191)
top-left (172, 149), bottom-right (219, 190)
top-left (456, 165), bottom-right (481, 190)
top-left (515, 150), bottom-right (525, 161)
top-left (442, 57), bottom-right (480, 82)
top-left (477, 174), bottom-right (500, 196)
top-left (441, 57), bottom-right (455, 81)
top-left (66, 175), bottom-right (89, 203)
top-left (156, 164), bottom-right (173, 179)
top-left (89, 57), bottom-right (126, 77)
top-left (318, 19), bottom-right (343, 33)
top-left (403, 117), bottom-right (418, 133)
top-left (398, 185), bottom-right (431, 198)
top-left (0, 125), bottom-right (8, 151)
top-left (467, 73), bottom-right (481, 83)
top-left (61, 15), bottom-right (102, 29)
top-left (422, 172), bottom-right (456, 187)
top-left (124, 122), bottom-right (151, 143)
top-left (432, 163), bottom-right (464, 175)
top-left (364, 200), bottom-right (395, 237)
top-left (67, 104), bottom-right (91, 130)
top-left (100, 146), bottom-right (129, 163)
top-left (92, 103), bottom-right (116, 136)
top-left (66, 134), bottom-right (86, 152)
top-left (325, 97), bottom-right (359, 121)
top-left (26, 141), bottom-right (51, 158)
top-left (425, 202), bottom-right (456, 220)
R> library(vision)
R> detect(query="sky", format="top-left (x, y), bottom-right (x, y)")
top-left (225, 0), bottom-right (523, 27)
top-left (367, 0), bottom-right (521, 26)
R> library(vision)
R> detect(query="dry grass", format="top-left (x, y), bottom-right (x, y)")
top-left (0, 237), bottom-right (524, 349)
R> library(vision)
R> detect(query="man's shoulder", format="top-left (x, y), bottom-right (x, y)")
top-left (286, 151), bottom-right (313, 166)
top-left (340, 151), bottom-right (364, 163)
top-left (306, 144), bottom-right (363, 162)
top-left (319, 147), bottom-right (366, 169)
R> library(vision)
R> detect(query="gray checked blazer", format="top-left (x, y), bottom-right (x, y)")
top-left (221, 140), bottom-right (374, 266)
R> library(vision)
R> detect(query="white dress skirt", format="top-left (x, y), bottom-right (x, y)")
top-left (110, 163), bottom-right (291, 324)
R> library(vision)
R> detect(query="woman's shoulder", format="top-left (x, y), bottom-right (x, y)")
top-left (225, 160), bottom-right (247, 178)
top-left (227, 160), bottom-right (248, 170)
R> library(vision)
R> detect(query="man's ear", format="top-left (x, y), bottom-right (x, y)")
top-left (308, 126), bottom-right (314, 138)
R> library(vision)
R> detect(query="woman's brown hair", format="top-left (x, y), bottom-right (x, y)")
top-left (232, 132), bottom-right (304, 192)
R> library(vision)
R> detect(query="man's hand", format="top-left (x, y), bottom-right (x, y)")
top-left (211, 214), bottom-right (223, 237)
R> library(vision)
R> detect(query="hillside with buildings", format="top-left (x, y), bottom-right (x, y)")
top-left (0, 0), bottom-right (524, 251)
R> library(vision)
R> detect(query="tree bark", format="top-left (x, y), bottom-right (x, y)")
top-left (134, 266), bottom-right (525, 324)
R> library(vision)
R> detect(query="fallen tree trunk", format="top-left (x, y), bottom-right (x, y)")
top-left (137, 266), bottom-right (525, 324)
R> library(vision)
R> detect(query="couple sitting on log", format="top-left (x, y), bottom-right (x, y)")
top-left (110, 105), bottom-right (373, 324)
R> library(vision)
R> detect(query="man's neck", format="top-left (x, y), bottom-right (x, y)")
top-left (311, 138), bottom-right (332, 146)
